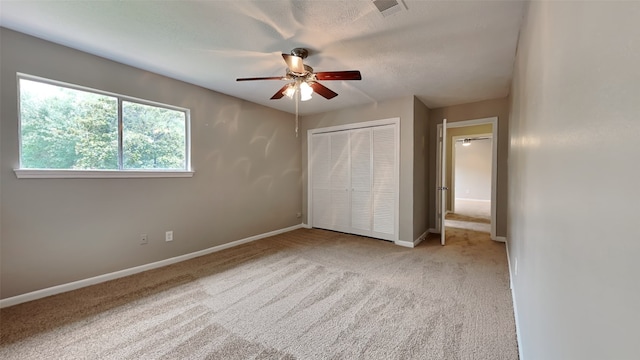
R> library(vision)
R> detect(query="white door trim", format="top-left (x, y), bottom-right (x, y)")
top-left (435, 124), bottom-right (443, 234)
top-left (441, 118), bottom-right (447, 246)
top-left (307, 118), bottom-right (400, 135)
top-left (307, 118), bottom-right (400, 241)
top-left (436, 116), bottom-right (499, 240)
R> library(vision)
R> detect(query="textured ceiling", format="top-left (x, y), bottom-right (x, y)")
top-left (0, 0), bottom-right (526, 115)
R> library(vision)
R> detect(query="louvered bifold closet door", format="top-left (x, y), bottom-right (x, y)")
top-left (372, 125), bottom-right (397, 240)
top-left (329, 131), bottom-right (351, 233)
top-left (310, 122), bottom-right (397, 241)
top-left (311, 133), bottom-right (332, 230)
top-left (350, 128), bottom-right (372, 236)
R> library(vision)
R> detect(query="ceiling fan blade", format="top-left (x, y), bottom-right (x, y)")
top-left (282, 54), bottom-right (305, 74)
top-left (270, 84), bottom-right (290, 100)
top-left (315, 71), bottom-right (362, 81)
top-left (309, 82), bottom-right (338, 99)
top-left (236, 76), bottom-right (285, 81)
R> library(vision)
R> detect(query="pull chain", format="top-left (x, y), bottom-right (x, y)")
top-left (295, 87), bottom-right (299, 137)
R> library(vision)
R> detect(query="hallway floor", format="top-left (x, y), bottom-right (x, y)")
top-left (445, 199), bottom-right (491, 233)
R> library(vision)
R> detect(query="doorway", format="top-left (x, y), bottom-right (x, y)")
top-left (435, 117), bottom-right (498, 242)
top-left (448, 133), bottom-right (492, 233)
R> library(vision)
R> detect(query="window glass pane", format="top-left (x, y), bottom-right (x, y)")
top-left (122, 101), bottom-right (186, 170)
top-left (19, 79), bottom-right (118, 169)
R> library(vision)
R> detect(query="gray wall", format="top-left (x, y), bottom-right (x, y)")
top-left (300, 96), bottom-right (428, 243)
top-left (428, 98), bottom-right (509, 236)
top-left (0, 29), bottom-right (302, 299)
top-left (508, 1), bottom-right (640, 359)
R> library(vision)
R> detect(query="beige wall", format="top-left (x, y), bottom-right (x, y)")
top-left (413, 98), bottom-right (429, 240)
top-left (428, 97), bottom-right (509, 236)
top-left (0, 29), bottom-right (302, 299)
top-left (300, 96), bottom-right (429, 243)
top-left (508, 2), bottom-right (640, 359)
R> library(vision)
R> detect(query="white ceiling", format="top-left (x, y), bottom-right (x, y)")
top-left (0, 0), bottom-right (526, 115)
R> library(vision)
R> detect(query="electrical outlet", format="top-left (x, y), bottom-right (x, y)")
top-left (140, 234), bottom-right (148, 245)
top-left (296, 212), bottom-right (302, 218)
top-left (165, 231), bottom-right (173, 242)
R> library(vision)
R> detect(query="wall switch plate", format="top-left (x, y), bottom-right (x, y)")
top-left (165, 231), bottom-right (173, 242)
top-left (140, 234), bottom-right (148, 245)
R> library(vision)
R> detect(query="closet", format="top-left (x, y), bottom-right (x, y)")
top-left (309, 122), bottom-right (398, 241)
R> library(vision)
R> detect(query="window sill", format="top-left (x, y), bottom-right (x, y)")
top-left (14, 169), bottom-right (195, 179)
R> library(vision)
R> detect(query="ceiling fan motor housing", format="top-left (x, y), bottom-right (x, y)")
top-left (291, 48), bottom-right (309, 59)
top-left (287, 64), bottom-right (314, 78)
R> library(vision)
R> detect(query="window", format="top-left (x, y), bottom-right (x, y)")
top-left (15, 74), bottom-right (192, 178)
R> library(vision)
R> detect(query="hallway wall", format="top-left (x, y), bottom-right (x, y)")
top-left (507, 1), bottom-right (640, 359)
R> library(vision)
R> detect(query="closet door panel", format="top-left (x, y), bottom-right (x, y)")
top-left (373, 126), bottom-right (396, 193)
top-left (312, 189), bottom-right (331, 230)
top-left (330, 132), bottom-right (350, 232)
top-left (372, 125), bottom-right (397, 237)
top-left (311, 134), bottom-right (331, 229)
top-left (350, 129), bottom-right (372, 191)
top-left (350, 129), bottom-right (372, 233)
top-left (331, 189), bottom-right (350, 231)
top-left (330, 132), bottom-right (350, 190)
top-left (373, 192), bottom-right (395, 236)
top-left (311, 134), bottom-right (330, 189)
top-left (351, 195), bottom-right (371, 234)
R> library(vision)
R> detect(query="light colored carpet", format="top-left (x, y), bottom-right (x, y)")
top-left (0, 228), bottom-right (518, 359)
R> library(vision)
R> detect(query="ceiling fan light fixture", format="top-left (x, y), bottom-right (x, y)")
top-left (284, 83), bottom-right (296, 99)
top-left (299, 81), bottom-right (313, 101)
top-left (300, 93), bottom-right (312, 102)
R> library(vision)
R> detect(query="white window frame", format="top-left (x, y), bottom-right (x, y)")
top-left (14, 73), bottom-right (194, 179)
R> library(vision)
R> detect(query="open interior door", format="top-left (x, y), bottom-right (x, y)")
top-left (440, 119), bottom-right (448, 245)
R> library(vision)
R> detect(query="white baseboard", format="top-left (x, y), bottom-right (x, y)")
top-left (505, 240), bottom-right (513, 291)
top-left (394, 231), bottom-right (428, 249)
top-left (414, 231), bottom-right (427, 247)
top-left (301, 223), bottom-right (312, 229)
top-left (455, 198), bottom-right (491, 202)
top-left (428, 228), bottom-right (438, 234)
top-left (493, 236), bottom-right (507, 243)
top-left (0, 224), bottom-right (304, 309)
top-left (394, 239), bottom-right (414, 248)
top-left (505, 240), bottom-right (524, 360)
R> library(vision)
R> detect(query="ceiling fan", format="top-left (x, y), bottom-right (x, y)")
top-left (236, 48), bottom-right (362, 101)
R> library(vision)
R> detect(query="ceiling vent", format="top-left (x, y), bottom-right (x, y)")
top-left (372, 0), bottom-right (407, 17)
